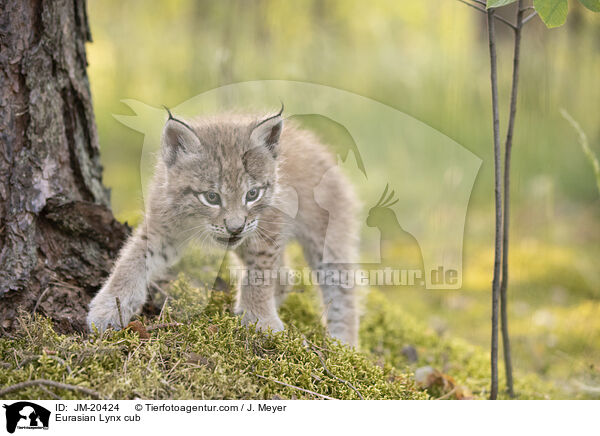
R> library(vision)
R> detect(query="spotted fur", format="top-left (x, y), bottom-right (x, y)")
top-left (87, 109), bottom-right (359, 346)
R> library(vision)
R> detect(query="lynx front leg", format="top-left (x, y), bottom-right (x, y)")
top-left (235, 242), bottom-right (284, 333)
top-left (87, 224), bottom-right (177, 331)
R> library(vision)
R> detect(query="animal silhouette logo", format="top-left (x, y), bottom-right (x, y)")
top-left (115, 80), bottom-right (482, 289)
top-left (3, 402), bottom-right (50, 433)
top-left (367, 184), bottom-right (424, 280)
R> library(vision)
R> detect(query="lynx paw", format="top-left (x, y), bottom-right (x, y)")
top-left (87, 293), bottom-right (131, 332)
top-left (239, 311), bottom-right (284, 333)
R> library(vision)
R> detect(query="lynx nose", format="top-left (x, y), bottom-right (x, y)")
top-left (224, 217), bottom-right (246, 236)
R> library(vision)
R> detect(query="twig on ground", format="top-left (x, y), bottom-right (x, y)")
top-left (38, 385), bottom-right (62, 400)
top-left (17, 355), bottom-right (72, 375)
top-left (435, 386), bottom-right (458, 400)
top-left (49, 276), bottom-right (81, 291)
top-left (145, 322), bottom-right (183, 332)
top-left (150, 281), bottom-right (168, 297)
top-left (131, 390), bottom-right (146, 400)
top-left (16, 313), bottom-right (33, 342)
top-left (0, 379), bottom-right (105, 399)
top-left (250, 372), bottom-right (337, 400)
top-left (158, 296), bottom-right (169, 321)
top-left (115, 297), bottom-right (124, 329)
top-left (304, 337), bottom-right (364, 400)
top-left (33, 287), bottom-right (52, 314)
top-left (573, 380), bottom-right (600, 395)
top-left (0, 326), bottom-right (16, 340)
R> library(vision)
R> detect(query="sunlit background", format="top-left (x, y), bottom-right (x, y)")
top-left (86, 0), bottom-right (600, 398)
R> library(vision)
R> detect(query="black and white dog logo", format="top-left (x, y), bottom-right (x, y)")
top-left (3, 402), bottom-right (50, 433)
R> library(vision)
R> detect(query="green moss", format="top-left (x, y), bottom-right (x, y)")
top-left (360, 290), bottom-right (558, 399)
top-left (1, 268), bottom-right (562, 400)
top-left (0, 277), bottom-right (425, 400)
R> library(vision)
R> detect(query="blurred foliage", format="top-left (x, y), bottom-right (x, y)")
top-left (84, 0), bottom-right (600, 398)
top-left (87, 0), bottom-right (600, 221)
top-left (561, 109), bottom-right (600, 196)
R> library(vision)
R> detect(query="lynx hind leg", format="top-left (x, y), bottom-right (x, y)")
top-left (301, 232), bottom-right (359, 347)
top-left (321, 261), bottom-right (359, 348)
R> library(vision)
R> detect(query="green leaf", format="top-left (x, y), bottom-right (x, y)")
top-left (486, 0), bottom-right (518, 8)
top-left (534, 0), bottom-right (569, 28)
top-left (578, 0), bottom-right (600, 12)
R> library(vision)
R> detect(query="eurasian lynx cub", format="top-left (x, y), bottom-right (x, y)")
top-left (87, 107), bottom-right (359, 346)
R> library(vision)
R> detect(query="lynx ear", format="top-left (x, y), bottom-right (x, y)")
top-left (250, 106), bottom-right (284, 157)
top-left (161, 111), bottom-right (200, 166)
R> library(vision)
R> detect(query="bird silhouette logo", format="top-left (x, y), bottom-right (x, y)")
top-left (367, 184), bottom-right (425, 280)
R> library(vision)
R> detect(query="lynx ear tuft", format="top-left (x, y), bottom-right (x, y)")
top-left (250, 105), bottom-right (284, 157)
top-left (161, 110), bottom-right (200, 166)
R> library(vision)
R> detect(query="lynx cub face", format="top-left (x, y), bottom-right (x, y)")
top-left (162, 111), bottom-right (282, 249)
top-left (88, 107), bottom-right (359, 346)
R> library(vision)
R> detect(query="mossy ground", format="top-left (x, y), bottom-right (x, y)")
top-left (0, 265), bottom-right (557, 401)
top-left (0, 244), bottom-right (560, 399)
top-left (0, 273), bottom-right (427, 400)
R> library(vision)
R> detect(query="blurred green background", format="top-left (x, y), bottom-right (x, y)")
top-left (86, 0), bottom-right (600, 397)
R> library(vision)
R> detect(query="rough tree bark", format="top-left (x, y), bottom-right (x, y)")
top-left (0, 0), bottom-right (129, 333)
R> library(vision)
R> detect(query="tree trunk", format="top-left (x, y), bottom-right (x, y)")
top-left (0, 0), bottom-right (129, 333)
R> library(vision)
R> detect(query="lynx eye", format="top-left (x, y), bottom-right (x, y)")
top-left (245, 188), bottom-right (261, 203)
top-left (200, 191), bottom-right (221, 206)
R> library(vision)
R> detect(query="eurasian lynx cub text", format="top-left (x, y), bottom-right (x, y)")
top-left (87, 107), bottom-right (359, 345)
